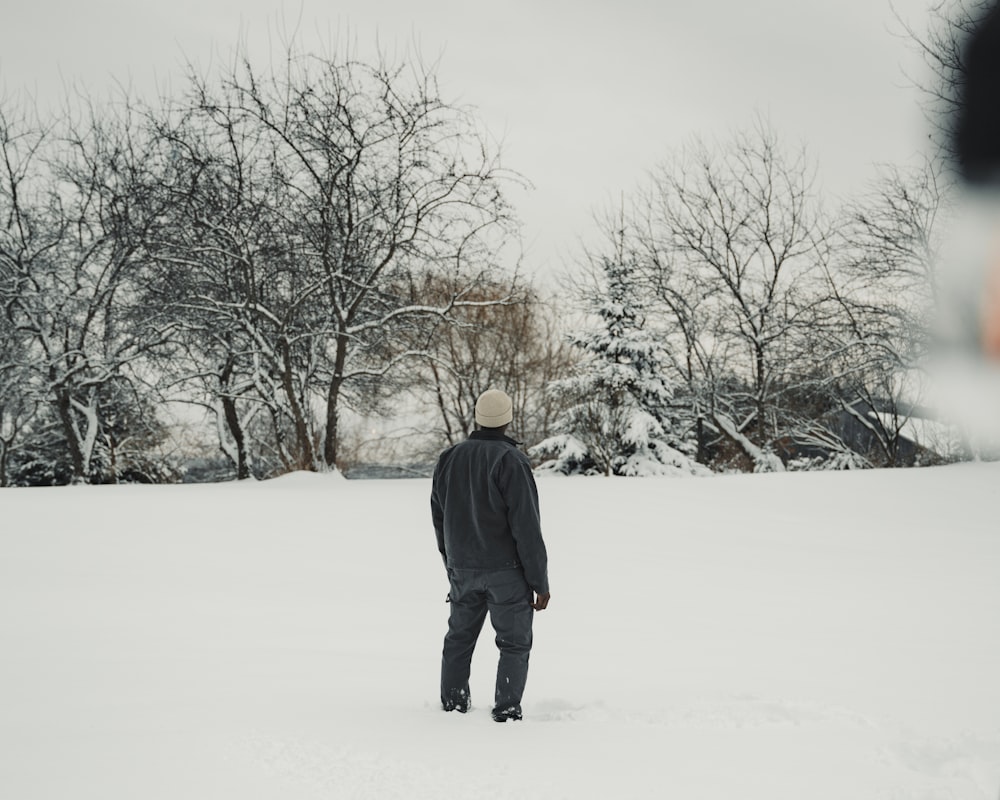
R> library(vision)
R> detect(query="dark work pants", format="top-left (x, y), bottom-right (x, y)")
top-left (441, 567), bottom-right (534, 710)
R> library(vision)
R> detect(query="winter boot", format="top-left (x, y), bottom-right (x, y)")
top-left (442, 688), bottom-right (470, 713)
top-left (491, 704), bottom-right (522, 723)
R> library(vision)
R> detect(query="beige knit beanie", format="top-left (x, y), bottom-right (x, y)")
top-left (475, 389), bottom-right (513, 428)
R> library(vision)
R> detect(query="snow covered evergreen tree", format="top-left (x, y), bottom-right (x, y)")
top-left (533, 243), bottom-right (705, 476)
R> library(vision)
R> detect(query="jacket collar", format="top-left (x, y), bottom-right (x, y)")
top-left (469, 428), bottom-right (518, 446)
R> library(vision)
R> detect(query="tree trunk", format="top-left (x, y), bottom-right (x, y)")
top-left (695, 416), bottom-right (709, 464)
top-left (108, 432), bottom-right (118, 484)
top-left (219, 359), bottom-right (251, 479)
top-left (221, 393), bottom-right (250, 479)
top-left (279, 339), bottom-right (316, 471)
top-left (430, 361), bottom-right (457, 445)
top-left (323, 333), bottom-right (349, 470)
top-left (55, 389), bottom-right (87, 483)
top-left (755, 343), bottom-right (767, 444)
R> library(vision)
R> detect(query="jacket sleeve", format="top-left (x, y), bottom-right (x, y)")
top-left (430, 459), bottom-right (447, 566)
top-left (498, 452), bottom-right (549, 595)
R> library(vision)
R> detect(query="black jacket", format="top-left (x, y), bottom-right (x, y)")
top-left (431, 429), bottom-right (549, 595)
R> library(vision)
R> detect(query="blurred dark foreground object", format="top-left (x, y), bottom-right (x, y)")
top-left (955, 3), bottom-right (1000, 184)
top-left (953, 2), bottom-right (1000, 359)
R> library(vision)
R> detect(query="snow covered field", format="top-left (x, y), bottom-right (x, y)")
top-left (2, 464), bottom-right (999, 799)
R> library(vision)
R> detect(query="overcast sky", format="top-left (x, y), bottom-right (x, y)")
top-left (1, 0), bottom-right (938, 278)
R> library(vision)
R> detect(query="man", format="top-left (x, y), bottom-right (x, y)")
top-left (431, 388), bottom-right (550, 723)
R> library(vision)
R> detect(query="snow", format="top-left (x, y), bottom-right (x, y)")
top-left (2, 464), bottom-right (1000, 799)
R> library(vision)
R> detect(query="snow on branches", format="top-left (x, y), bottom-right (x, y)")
top-left (533, 250), bottom-right (705, 477)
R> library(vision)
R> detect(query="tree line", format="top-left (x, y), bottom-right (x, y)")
top-left (0, 6), bottom-right (987, 484)
top-left (536, 123), bottom-right (949, 476)
top-left (534, 0), bottom-right (994, 476)
top-left (0, 46), bottom-right (538, 484)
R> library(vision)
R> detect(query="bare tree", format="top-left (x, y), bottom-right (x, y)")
top-left (634, 120), bottom-right (832, 469)
top-left (0, 322), bottom-right (38, 486)
top-left (0, 98), bottom-right (44, 485)
top-left (0, 275), bottom-right (43, 485)
top-left (408, 274), bottom-right (577, 452)
top-left (142, 94), bottom-right (302, 478)
top-left (0, 93), bottom-right (171, 483)
top-left (132, 42), bottom-right (523, 476)
top-left (200, 44), bottom-right (523, 471)
top-left (825, 158), bottom-right (948, 465)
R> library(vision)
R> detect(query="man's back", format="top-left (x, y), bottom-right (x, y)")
top-left (431, 428), bottom-right (547, 595)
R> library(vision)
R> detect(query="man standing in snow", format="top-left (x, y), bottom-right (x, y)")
top-left (431, 388), bottom-right (550, 723)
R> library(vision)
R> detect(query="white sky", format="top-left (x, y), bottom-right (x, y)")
top-left (1, 0), bottom-right (937, 279)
